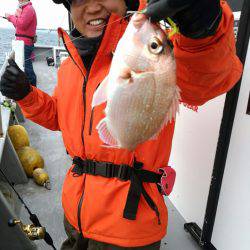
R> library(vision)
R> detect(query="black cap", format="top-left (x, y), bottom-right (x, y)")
top-left (52, 0), bottom-right (139, 12)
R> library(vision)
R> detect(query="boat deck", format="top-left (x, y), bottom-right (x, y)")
top-left (13, 55), bottom-right (202, 250)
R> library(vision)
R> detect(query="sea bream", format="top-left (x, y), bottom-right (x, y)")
top-left (92, 14), bottom-right (180, 151)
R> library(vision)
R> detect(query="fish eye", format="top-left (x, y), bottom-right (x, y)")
top-left (151, 42), bottom-right (158, 49)
top-left (148, 37), bottom-right (164, 55)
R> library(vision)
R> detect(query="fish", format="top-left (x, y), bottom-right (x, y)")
top-left (92, 14), bottom-right (180, 151)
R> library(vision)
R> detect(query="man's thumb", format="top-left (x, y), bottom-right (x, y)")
top-left (8, 59), bottom-right (21, 71)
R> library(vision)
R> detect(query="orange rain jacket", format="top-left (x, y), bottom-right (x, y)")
top-left (18, 0), bottom-right (242, 247)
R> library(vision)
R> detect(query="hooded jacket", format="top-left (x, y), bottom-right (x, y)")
top-left (18, 0), bottom-right (242, 247)
top-left (7, 2), bottom-right (37, 46)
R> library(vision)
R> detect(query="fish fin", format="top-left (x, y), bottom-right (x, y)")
top-left (165, 86), bottom-right (181, 123)
top-left (92, 76), bottom-right (109, 108)
top-left (100, 144), bottom-right (121, 149)
top-left (148, 87), bottom-right (181, 142)
top-left (97, 118), bottom-right (118, 146)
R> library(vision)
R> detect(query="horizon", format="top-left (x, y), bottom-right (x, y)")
top-left (0, 27), bottom-right (61, 31)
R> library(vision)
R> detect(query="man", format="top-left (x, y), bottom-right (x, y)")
top-left (5, 0), bottom-right (37, 86)
top-left (0, 0), bottom-right (242, 249)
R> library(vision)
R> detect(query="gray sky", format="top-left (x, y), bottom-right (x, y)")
top-left (0, 0), bottom-right (69, 29)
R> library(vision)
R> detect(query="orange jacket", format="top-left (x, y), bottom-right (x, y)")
top-left (18, 0), bottom-right (242, 247)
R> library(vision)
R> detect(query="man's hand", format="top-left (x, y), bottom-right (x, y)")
top-left (145, 0), bottom-right (222, 39)
top-left (0, 59), bottom-right (31, 101)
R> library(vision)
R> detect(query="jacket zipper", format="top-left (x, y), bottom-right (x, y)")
top-left (62, 31), bottom-right (105, 235)
top-left (77, 73), bottom-right (88, 235)
top-left (77, 175), bottom-right (86, 234)
top-left (61, 34), bottom-right (87, 235)
top-left (77, 54), bottom-right (97, 235)
top-left (61, 34), bottom-right (86, 146)
top-left (81, 76), bottom-right (88, 149)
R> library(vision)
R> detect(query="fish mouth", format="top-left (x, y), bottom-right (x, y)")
top-left (120, 69), bottom-right (146, 80)
top-left (131, 70), bottom-right (151, 80)
top-left (118, 69), bottom-right (155, 87)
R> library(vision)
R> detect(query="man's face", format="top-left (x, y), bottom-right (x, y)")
top-left (71, 0), bottom-right (127, 38)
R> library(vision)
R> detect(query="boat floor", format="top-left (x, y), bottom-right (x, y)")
top-left (14, 59), bottom-right (202, 250)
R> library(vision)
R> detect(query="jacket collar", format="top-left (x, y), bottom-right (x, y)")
top-left (58, 13), bottom-right (128, 75)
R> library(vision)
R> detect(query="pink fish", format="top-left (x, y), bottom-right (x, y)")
top-left (92, 14), bottom-right (180, 151)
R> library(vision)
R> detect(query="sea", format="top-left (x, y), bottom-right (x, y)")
top-left (0, 28), bottom-right (58, 67)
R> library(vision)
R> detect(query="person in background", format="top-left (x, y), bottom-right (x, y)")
top-left (0, 0), bottom-right (243, 249)
top-left (5, 0), bottom-right (37, 86)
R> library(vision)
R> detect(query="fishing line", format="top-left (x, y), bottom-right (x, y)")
top-left (36, 10), bottom-right (68, 60)
top-left (22, 4), bottom-right (174, 64)
top-left (0, 168), bottom-right (57, 249)
top-left (42, 8), bottom-right (68, 47)
top-left (22, 9), bottom-right (136, 63)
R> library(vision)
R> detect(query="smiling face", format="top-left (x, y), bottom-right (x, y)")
top-left (71, 0), bottom-right (127, 38)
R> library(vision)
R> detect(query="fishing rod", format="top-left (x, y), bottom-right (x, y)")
top-left (0, 168), bottom-right (57, 250)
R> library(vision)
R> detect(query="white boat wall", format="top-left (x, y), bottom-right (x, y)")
top-left (0, 0), bottom-right (249, 249)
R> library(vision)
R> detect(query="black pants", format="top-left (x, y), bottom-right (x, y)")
top-left (61, 217), bottom-right (161, 250)
top-left (24, 45), bottom-right (37, 86)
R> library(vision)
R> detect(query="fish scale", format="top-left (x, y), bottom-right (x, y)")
top-left (109, 73), bottom-right (156, 147)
